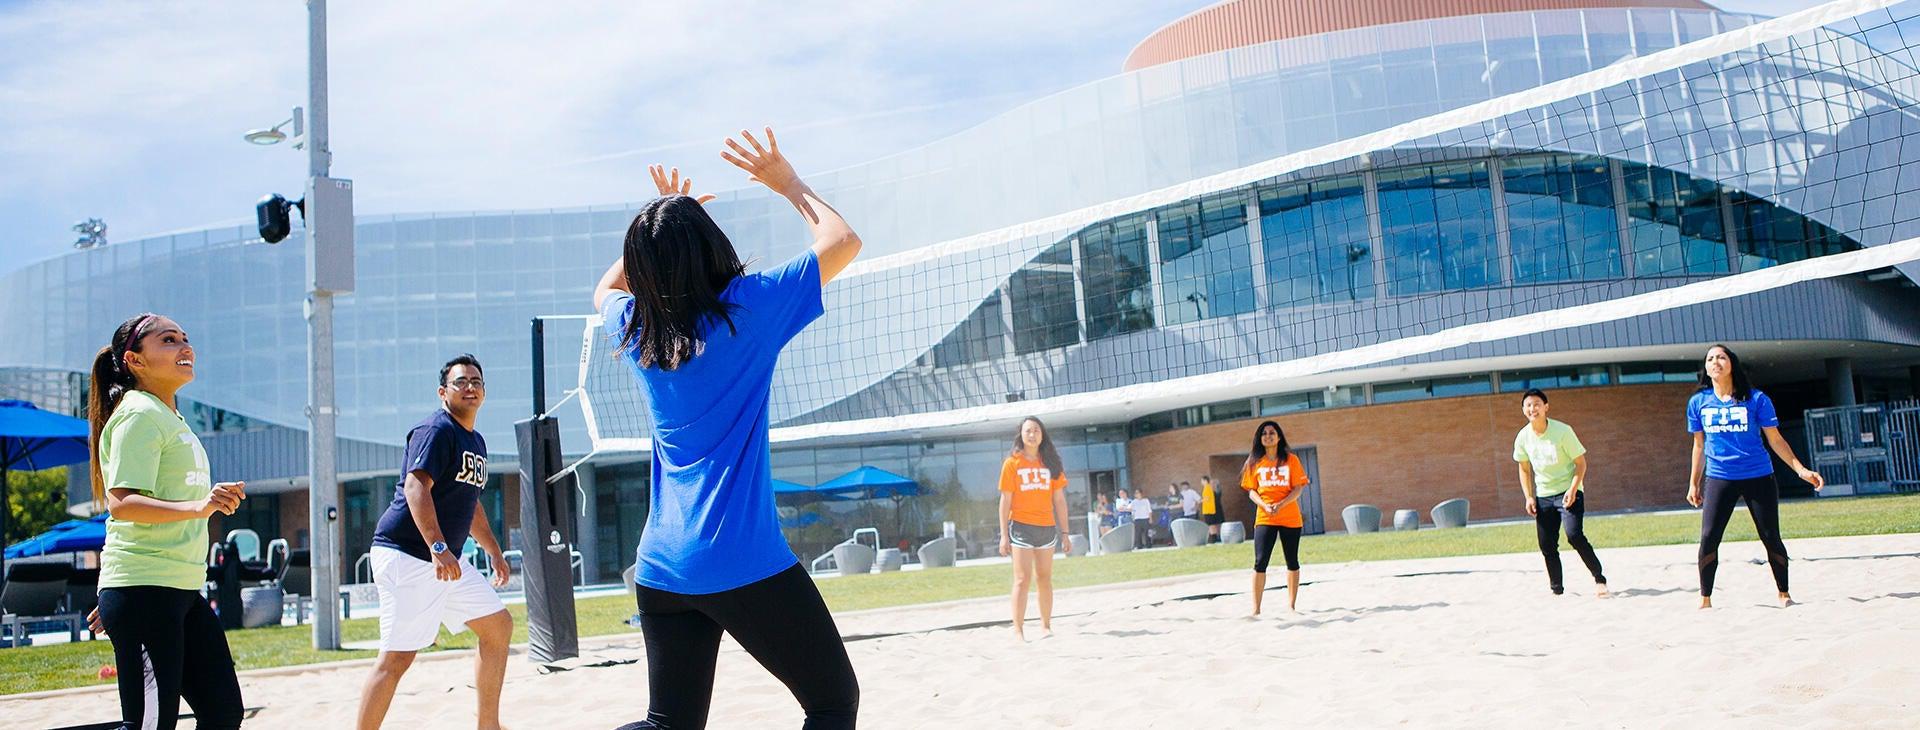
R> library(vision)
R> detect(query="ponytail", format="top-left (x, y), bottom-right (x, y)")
top-left (88, 313), bottom-right (156, 504)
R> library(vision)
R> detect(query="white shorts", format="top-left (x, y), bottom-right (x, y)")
top-left (371, 546), bottom-right (506, 652)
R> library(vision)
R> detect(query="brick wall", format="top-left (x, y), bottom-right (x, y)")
top-left (1127, 382), bottom-right (1700, 531)
top-left (279, 492), bottom-right (309, 547)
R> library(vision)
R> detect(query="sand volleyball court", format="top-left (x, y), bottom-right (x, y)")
top-left (9, 533), bottom-right (1917, 729)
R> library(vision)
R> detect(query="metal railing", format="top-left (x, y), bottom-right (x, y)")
top-left (1806, 400), bottom-right (1920, 495)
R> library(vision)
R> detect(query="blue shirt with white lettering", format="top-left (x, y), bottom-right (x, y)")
top-left (372, 409), bottom-right (489, 561)
top-left (601, 251), bottom-right (824, 594)
top-left (1687, 388), bottom-right (1779, 480)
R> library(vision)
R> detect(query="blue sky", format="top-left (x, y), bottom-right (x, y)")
top-left (0, 0), bottom-right (1822, 275)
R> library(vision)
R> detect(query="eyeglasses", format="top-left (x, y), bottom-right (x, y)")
top-left (446, 378), bottom-right (486, 391)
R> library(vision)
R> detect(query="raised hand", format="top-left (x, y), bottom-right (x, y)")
top-left (649, 164), bottom-right (715, 204)
top-left (202, 482), bottom-right (244, 516)
top-left (720, 127), bottom-right (801, 195)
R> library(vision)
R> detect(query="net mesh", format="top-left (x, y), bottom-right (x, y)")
top-left (559, 0), bottom-right (1920, 456)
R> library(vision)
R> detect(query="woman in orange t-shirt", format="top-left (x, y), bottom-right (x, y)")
top-left (998, 416), bottom-right (1073, 641)
top-left (1242, 420), bottom-right (1308, 616)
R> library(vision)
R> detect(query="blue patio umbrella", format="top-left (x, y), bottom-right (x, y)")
top-left (773, 478), bottom-right (854, 505)
top-left (4, 513), bottom-right (108, 559)
top-left (815, 466), bottom-right (922, 499)
top-left (816, 466), bottom-right (923, 535)
top-left (0, 400), bottom-right (93, 580)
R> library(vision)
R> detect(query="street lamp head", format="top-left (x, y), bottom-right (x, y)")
top-left (244, 126), bottom-right (288, 145)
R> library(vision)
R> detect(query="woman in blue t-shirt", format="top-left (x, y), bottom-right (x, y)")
top-left (1687, 344), bottom-right (1823, 609)
top-left (592, 129), bottom-right (863, 729)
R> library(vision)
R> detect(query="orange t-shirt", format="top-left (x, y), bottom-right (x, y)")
top-left (998, 453), bottom-right (1066, 527)
top-left (1242, 453), bottom-right (1308, 528)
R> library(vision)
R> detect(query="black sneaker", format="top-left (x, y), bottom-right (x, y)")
top-left (1551, 586), bottom-right (1565, 595)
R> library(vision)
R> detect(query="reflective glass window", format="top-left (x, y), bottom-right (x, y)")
top-left (1503, 154), bottom-right (1622, 282)
top-left (1206, 398), bottom-right (1254, 422)
top-left (1008, 270), bottom-right (1078, 354)
top-left (1370, 379), bottom-right (1431, 404)
top-left (1379, 161), bottom-right (1498, 295)
top-left (1499, 365), bottom-right (1612, 392)
top-left (1080, 215), bottom-right (1155, 339)
top-left (1729, 192), bottom-right (1855, 269)
top-left (1622, 163), bottom-right (1728, 275)
top-left (930, 291), bottom-right (1005, 367)
top-left (1260, 175), bottom-right (1373, 307)
top-left (1432, 374), bottom-right (1494, 398)
top-left (1158, 195), bottom-right (1256, 325)
top-left (1619, 361), bottom-right (1699, 383)
top-left (1258, 391), bottom-right (1323, 415)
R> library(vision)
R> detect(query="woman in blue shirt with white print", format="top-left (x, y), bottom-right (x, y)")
top-left (1687, 344), bottom-right (1823, 609)
top-left (593, 128), bottom-right (862, 729)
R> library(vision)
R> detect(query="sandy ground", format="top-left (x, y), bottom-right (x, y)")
top-left (9, 533), bottom-right (1917, 729)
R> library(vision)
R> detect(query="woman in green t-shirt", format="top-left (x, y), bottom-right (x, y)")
top-left (87, 312), bottom-right (247, 730)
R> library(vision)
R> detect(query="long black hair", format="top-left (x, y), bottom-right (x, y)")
top-left (1010, 416), bottom-right (1064, 476)
top-left (88, 313), bottom-right (160, 503)
top-left (616, 195), bottom-right (748, 370)
top-left (1696, 343), bottom-right (1754, 402)
top-left (1242, 419), bottom-right (1290, 477)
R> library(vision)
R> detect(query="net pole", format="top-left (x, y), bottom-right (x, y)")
top-left (532, 316), bottom-right (547, 417)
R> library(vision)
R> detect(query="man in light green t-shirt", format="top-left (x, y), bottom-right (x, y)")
top-left (1513, 388), bottom-right (1609, 597)
top-left (99, 389), bottom-right (224, 591)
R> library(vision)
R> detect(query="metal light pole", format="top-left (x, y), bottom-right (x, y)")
top-left (302, 0), bottom-right (353, 651)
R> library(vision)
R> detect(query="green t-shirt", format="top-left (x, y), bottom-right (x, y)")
top-left (1512, 418), bottom-right (1587, 498)
top-left (99, 390), bottom-right (213, 591)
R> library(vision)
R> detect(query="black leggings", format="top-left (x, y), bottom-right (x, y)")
top-left (1699, 475), bottom-right (1791, 597)
top-left (1251, 525), bottom-right (1301, 573)
top-left (1535, 492), bottom-right (1607, 591)
top-left (97, 586), bottom-right (244, 730)
top-left (620, 563), bottom-right (858, 730)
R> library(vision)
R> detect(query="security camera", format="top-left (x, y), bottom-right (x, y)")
top-left (256, 193), bottom-right (306, 244)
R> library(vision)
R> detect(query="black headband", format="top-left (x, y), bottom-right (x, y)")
top-left (114, 314), bottom-right (157, 374)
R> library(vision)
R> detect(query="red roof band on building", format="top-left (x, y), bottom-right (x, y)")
top-left (1122, 0), bottom-right (1720, 71)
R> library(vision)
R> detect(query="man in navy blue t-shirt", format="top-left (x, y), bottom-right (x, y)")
top-left (357, 354), bottom-right (514, 730)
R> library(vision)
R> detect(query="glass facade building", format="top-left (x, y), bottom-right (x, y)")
top-left (6, 2), bottom-right (1920, 571)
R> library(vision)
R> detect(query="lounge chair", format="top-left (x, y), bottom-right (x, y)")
top-left (1099, 522), bottom-right (1134, 554)
top-left (2, 562), bottom-right (82, 647)
top-left (1171, 518), bottom-right (1209, 548)
top-left (1342, 504), bottom-right (1382, 534)
top-left (1394, 509), bottom-right (1421, 531)
top-left (1220, 521), bottom-right (1247, 544)
top-left (1431, 498), bottom-right (1470, 528)
top-left (917, 537), bottom-right (956, 568)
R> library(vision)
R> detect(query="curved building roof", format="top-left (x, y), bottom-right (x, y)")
top-left (1123, 0), bottom-right (1717, 71)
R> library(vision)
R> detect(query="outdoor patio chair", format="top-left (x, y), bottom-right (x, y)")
top-left (1099, 521), bottom-right (1134, 554)
top-left (1, 561), bottom-right (81, 647)
top-left (1342, 504), bottom-right (1382, 534)
top-left (1171, 518), bottom-right (1209, 548)
top-left (917, 536), bottom-right (956, 568)
top-left (1431, 498), bottom-right (1470, 528)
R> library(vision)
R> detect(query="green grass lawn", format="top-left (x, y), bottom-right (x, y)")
top-left (7, 493), bottom-right (1916, 695)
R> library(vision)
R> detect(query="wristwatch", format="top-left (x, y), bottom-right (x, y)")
top-left (430, 541), bottom-right (449, 555)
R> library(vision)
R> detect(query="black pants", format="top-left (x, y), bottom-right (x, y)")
top-left (1251, 525), bottom-right (1301, 573)
top-left (620, 564), bottom-right (858, 730)
top-left (1534, 492), bottom-right (1607, 592)
top-left (1699, 475), bottom-right (1790, 597)
top-left (1132, 518), bottom-right (1151, 549)
top-left (97, 586), bottom-right (244, 730)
